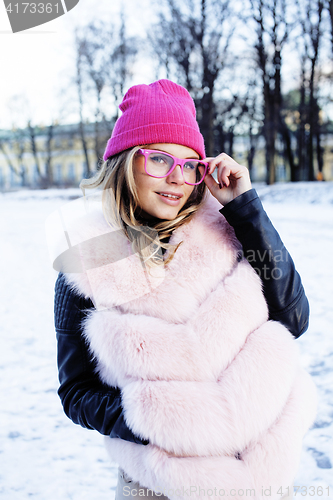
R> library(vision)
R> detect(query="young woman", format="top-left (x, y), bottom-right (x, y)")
top-left (54, 80), bottom-right (316, 500)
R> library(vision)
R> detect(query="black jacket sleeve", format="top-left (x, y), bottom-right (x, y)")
top-left (220, 188), bottom-right (309, 338)
top-left (55, 272), bottom-right (148, 444)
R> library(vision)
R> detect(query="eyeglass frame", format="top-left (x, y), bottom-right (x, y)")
top-left (137, 148), bottom-right (209, 186)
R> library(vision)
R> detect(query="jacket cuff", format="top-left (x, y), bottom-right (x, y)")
top-left (219, 189), bottom-right (261, 224)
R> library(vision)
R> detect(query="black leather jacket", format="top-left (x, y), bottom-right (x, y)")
top-left (54, 189), bottom-right (309, 445)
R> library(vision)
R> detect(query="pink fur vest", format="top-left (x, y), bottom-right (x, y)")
top-left (62, 193), bottom-right (316, 500)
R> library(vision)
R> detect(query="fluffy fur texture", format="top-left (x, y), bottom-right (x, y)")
top-left (61, 193), bottom-right (317, 500)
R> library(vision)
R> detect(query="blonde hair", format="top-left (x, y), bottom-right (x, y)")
top-left (80, 146), bottom-right (208, 267)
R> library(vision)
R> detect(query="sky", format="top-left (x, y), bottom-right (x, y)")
top-left (0, 0), bottom-right (156, 129)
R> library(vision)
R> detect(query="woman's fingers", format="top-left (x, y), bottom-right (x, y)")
top-left (221, 166), bottom-right (232, 187)
top-left (200, 168), bottom-right (221, 193)
top-left (201, 153), bottom-right (252, 205)
top-left (204, 153), bottom-right (246, 177)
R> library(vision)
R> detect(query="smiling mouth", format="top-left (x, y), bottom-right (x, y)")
top-left (157, 192), bottom-right (182, 199)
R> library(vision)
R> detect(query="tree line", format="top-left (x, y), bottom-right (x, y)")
top-left (147, 0), bottom-right (333, 183)
top-left (1, 0), bottom-right (333, 187)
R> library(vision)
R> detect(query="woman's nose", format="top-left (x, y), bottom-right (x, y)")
top-left (167, 164), bottom-right (185, 184)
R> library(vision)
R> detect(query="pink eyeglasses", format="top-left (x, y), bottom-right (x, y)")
top-left (137, 149), bottom-right (209, 185)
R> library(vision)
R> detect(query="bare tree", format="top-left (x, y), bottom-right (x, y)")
top-left (305, 0), bottom-right (324, 180)
top-left (248, 0), bottom-right (293, 184)
top-left (4, 95), bottom-right (56, 188)
top-left (294, 0), bottom-right (325, 180)
top-left (106, 12), bottom-right (138, 109)
top-left (149, 0), bottom-right (235, 156)
top-left (244, 84), bottom-right (262, 175)
top-left (4, 96), bottom-right (30, 186)
top-left (0, 124), bottom-right (53, 188)
top-left (74, 16), bottom-right (138, 171)
top-left (0, 134), bottom-right (26, 187)
top-left (328, 0), bottom-right (333, 53)
top-left (75, 23), bottom-right (107, 169)
top-left (214, 93), bottom-right (249, 157)
top-left (27, 121), bottom-right (43, 183)
top-left (75, 29), bottom-right (93, 177)
top-left (44, 122), bottom-right (55, 186)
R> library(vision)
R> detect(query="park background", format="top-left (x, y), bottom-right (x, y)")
top-left (1, 0), bottom-right (333, 187)
top-left (0, 0), bottom-right (333, 499)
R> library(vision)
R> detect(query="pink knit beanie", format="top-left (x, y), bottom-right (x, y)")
top-left (103, 79), bottom-right (205, 161)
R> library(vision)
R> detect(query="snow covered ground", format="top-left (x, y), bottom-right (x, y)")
top-left (0, 182), bottom-right (332, 500)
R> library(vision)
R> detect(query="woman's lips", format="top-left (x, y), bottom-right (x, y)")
top-left (156, 192), bottom-right (182, 205)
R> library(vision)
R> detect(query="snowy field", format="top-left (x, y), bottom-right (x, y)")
top-left (1, 182), bottom-right (333, 500)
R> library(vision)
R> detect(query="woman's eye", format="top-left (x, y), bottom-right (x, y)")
top-left (151, 155), bottom-right (167, 165)
top-left (184, 162), bottom-right (197, 171)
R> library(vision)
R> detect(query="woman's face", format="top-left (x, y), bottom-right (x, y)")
top-left (133, 143), bottom-right (197, 221)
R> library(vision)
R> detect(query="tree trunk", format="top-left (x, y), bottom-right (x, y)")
top-left (28, 122), bottom-right (41, 178)
top-left (45, 123), bottom-right (54, 187)
top-left (329, 0), bottom-right (333, 54)
top-left (0, 141), bottom-right (20, 180)
top-left (265, 137), bottom-right (276, 184)
top-left (280, 119), bottom-right (295, 181)
top-left (263, 82), bottom-right (276, 185)
top-left (297, 65), bottom-right (306, 181)
top-left (227, 129), bottom-right (234, 158)
top-left (75, 33), bottom-right (91, 178)
top-left (314, 98), bottom-right (323, 179)
top-left (199, 88), bottom-right (215, 156)
top-left (307, 59), bottom-right (316, 181)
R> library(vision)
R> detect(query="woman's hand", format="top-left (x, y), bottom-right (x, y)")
top-left (201, 153), bottom-right (252, 206)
